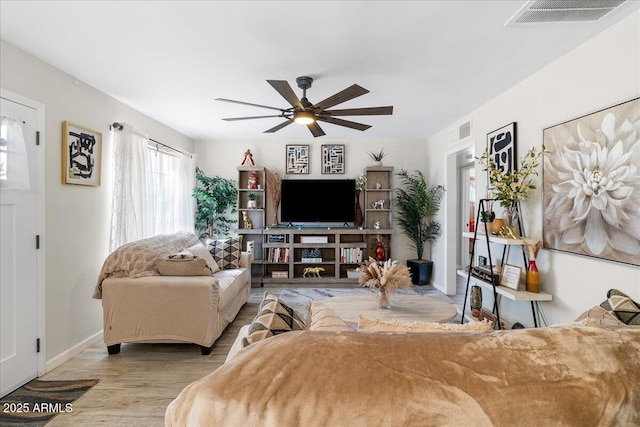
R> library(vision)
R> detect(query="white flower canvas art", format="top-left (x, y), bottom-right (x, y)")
top-left (543, 97), bottom-right (640, 266)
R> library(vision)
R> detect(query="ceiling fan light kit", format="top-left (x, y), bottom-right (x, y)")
top-left (294, 111), bottom-right (315, 125)
top-left (216, 76), bottom-right (393, 137)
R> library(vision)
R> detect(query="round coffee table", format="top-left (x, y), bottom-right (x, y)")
top-left (322, 293), bottom-right (457, 327)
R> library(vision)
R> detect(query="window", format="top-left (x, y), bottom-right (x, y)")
top-left (110, 123), bottom-right (195, 250)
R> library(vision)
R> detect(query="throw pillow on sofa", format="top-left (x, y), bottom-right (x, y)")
top-left (306, 301), bottom-right (351, 332)
top-left (242, 292), bottom-right (305, 347)
top-left (357, 315), bottom-right (493, 333)
top-left (208, 236), bottom-right (243, 270)
top-left (600, 289), bottom-right (640, 325)
top-left (187, 242), bottom-right (220, 274)
top-left (574, 306), bottom-right (625, 327)
top-left (155, 253), bottom-right (213, 276)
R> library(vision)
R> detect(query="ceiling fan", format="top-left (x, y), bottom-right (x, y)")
top-left (216, 76), bottom-right (393, 137)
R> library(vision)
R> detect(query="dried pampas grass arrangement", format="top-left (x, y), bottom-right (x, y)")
top-left (359, 257), bottom-right (411, 292)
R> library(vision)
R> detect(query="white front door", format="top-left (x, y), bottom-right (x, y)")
top-left (0, 97), bottom-right (39, 397)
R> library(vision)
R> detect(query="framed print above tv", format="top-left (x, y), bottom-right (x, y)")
top-left (62, 121), bottom-right (102, 186)
top-left (286, 144), bottom-right (309, 174)
top-left (322, 144), bottom-right (345, 174)
top-left (542, 97), bottom-right (640, 266)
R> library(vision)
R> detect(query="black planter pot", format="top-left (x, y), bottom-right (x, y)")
top-left (407, 259), bottom-right (433, 286)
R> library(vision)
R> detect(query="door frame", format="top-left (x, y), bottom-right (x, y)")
top-left (1, 88), bottom-right (46, 376)
top-left (443, 139), bottom-right (475, 295)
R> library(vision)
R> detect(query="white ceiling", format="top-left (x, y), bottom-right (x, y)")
top-left (1, 1), bottom-right (638, 142)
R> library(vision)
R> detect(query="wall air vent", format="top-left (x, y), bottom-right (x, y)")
top-left (506, 0), bottom-right (627, 25)
top-left (449, 118), bottom-right (472, 145)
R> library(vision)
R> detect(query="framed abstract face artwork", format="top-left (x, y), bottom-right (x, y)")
top-left (62, 121), bottom-right (102, 186)
top-left (542, 97), bottom-right (640, 266)
top-left (486, 122), bottom-right (517, 189)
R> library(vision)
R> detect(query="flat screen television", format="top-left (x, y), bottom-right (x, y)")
top-left (280, 179), bottom-right (356, 224)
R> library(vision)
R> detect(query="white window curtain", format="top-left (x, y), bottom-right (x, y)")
top-left (109, 123), bottom-right (196, 251)
top-left (0, 115), bottom-right (30, 190)
top-left (110, 123), bottom-right (150, 250)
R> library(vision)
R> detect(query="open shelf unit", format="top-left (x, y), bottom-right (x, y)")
top-left (235, 166), bottom-right (266, 284)
top-left (461, 199), bottom-right (552, 329)
top-left (236, 166), bottom-right (394, 285)
top-left (262, 228), bottom-right (380, 284)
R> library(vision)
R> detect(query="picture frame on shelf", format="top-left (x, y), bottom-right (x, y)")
top-left (286, 144), bottom-right (309, 174)
top-left (62, 121), bottom-right (102, 186)
top-left (321, 144), bottom-right (345, 174)
top-left (542, 97), bottom-right (640, 267)
top-left (500, 263), bottom-right (521, 290)
top-left (486, 122), bottom-right (516, 189)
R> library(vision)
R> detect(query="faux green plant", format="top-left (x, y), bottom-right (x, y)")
top-left (480, 210), bottom-right (495, 223)
top-left (247, 193), bottom-right (257, 201)
top-left (394, 170), bottom-right (445, 260)
top-left (193, 167), bottom-right (237, 239)
top-left (368, 149), bottom-right (386, 162)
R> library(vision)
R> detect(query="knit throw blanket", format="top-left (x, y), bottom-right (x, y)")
top-left (93, 231), bottom-right (199, 299)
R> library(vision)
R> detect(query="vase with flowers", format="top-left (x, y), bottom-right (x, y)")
top-left (478, 146), bottom-right (545, 228)
top-left (359, 257), bottom-right (411, 309)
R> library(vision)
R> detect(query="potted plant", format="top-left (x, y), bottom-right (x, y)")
top-left (368, 149), bottom-right (386, 166)
top-left (193, 167), bottom-right (237, 239)
top-left (394, 170), bottom-right (445, 285)
top-left (247, 192), bottom-right (257, 209)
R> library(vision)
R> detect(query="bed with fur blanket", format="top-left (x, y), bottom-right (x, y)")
top-left (165, 326), bottom-right (640, 426)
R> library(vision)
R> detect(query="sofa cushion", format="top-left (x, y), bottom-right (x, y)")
top-left (357, 315), bottom-right (493, 333)
top-left (156, 257), bottom-right (213, 276)
top-left (208, 237), bottom-right (243, 270)
top-left (600, 289), bottom-right (640, 325)
top-left (242, 292), bottom-right (305, 347)
top-left (306, 301), bottom-right (351, 332)
top-left (187, 242), bottom-right (220, 274)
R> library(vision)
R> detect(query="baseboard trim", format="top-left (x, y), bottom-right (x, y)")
top-left (45, 330), bottom-right (103, 373)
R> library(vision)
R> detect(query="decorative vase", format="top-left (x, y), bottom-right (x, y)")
top-left (470, 285), bottom-right (482, 317)
top-left (354, 189), bottom-right (364, 227)
top-left (375, 240), bottom-right (386, 261)
top-left (504, 206), bottom-right (517, 228)
top-left (377, 287), bottom-right (391, 309)
top-left (526, 259), bottom-right (540, 293)
top-left (272, 202), bottom-right (279, 226)
top-left (491, 218), bottom-right (505, 234)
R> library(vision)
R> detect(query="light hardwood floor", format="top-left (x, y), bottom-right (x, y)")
top-left (40, 284), bottom-right (459, 426)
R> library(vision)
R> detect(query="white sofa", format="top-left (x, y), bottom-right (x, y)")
top-left (94, 232), bottom-right (251, 355)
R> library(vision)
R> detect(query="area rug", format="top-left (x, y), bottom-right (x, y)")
top-left (0, 379), bottom-right (98, 426)
top-left (277, 286), bottom-right (456, 322)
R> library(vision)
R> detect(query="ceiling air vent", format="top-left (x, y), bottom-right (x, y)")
top-left (506, 0), bottom-right (627, 25)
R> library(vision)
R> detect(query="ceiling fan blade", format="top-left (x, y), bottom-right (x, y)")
top-left (323, 106), bottom-right (393, 116)
top-left (312, 84), bottom-right (369, 111)
top-left (223, 114), bottom-right (288, 121)
top-left (264, 119), bottom-right (295, 133)
top-left (215, 98), bottom-right (287, 112)
top-left (267, 80), bottom-right (304, 109)
top-left (307, 121), bottom-right (326, 137)
top-left (317, 116), bottom-right (371, 131)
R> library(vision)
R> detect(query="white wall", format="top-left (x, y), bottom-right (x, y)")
top-left (195, 138), bottom-right (433, 265)
top-left (426, 11), bottom-right (640, 325)
top-left (0, 40), bottom-right (194, 368)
